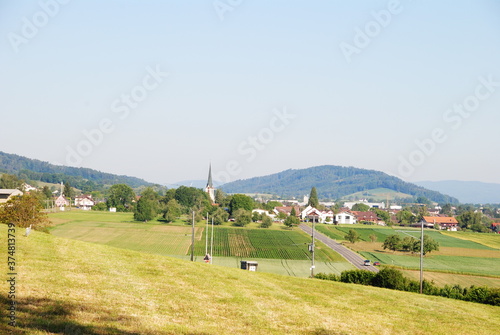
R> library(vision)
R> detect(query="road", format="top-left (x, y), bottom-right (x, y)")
top-left (299, 224), bottom-right (379, 273)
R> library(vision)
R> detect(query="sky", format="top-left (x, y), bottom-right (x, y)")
top-left (1, 0), bottom-right (499, 185)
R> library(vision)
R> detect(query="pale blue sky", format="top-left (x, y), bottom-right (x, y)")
top-left (1, 0), bottom-right (499, 185)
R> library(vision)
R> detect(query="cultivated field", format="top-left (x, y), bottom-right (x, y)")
top-left (49, 211), bottom-right (353, 277)
top-left (316, 224), bottom-right (500, 285)
top-left (2, 225), bottom-right (499, 335)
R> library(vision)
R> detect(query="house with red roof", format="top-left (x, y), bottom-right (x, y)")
top-left (419, 216), bottom-right (459, 231)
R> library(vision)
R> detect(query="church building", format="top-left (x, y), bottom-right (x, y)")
top-left (204, 164), bottom-right (216, 203)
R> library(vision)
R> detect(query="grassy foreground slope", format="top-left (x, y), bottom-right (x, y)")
top-left (1, 226), bottom-right (499, 335)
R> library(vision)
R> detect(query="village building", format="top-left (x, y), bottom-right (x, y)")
top-left (300, 205), bottom-right (334, 223)
top-left (334, 211), bottom-right (357, 224)
top-left (204, 164), bottom-right (216, 203)
top-left (274, 206), bottom-right (301, 217)
top-left (351, 211), bottom-right (381, 224)
top-left (416, 216), bottom-right (459, 231)
top-left (0, 189), bottom-right (23, 204)
top-left (74, 194), bottom-right (96, 210)
top-left (344, 199), bottom-right (386, 209)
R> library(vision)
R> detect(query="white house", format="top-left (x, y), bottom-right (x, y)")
top-left (75, 195), bottom-right (95, 210)
top-left (252, 209), bottom-right (275, 219)
top-left (344, 199), bottom-right (385, 209)
top-left (334, 211), bottom-right (357, 224)
top-left (301, 206), bottom-right (334, 223)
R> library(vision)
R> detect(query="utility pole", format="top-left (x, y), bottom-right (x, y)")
top-left (190, 211), bottom-right (195, 261)
top-left (205, 212), bottom-right (209, 256)
top-left (420, 220), bottom-right (424, 294)
top-left (210, 217), bottom-right (214, 264)
top-left (310, 217), bottom-right (316, 278)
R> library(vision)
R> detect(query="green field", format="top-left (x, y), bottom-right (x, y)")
top-left (3, 224), bottom-right (499, 335)
top-left (49, 211), bottom-right (351, 277)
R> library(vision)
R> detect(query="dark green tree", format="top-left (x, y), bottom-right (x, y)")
top-left (308, 187), bottom-right (319, 208)
top-left (351, 203), bottom-right (370, 212)
top-left (64, 181), bottom-right (75, 199)
top-left (412, 235), bottom-right (440, 255)
top-left (215, 189), bottom-right (227, 205)
top-left (252, 211), bottom-right (261, 222)
top-left (456, 210), bottom-right (482, 230)
top-left (163, 199), bottom-right (182, 222)
top-left (290, 207), bottom-right (297, 217)
top-left (232, 208), bottom-right (251, 227)
top-left (382, 234), bottom-right (402, 252)
top-left (134, 188), bottom-right (160, 222)
top-left (212, 207), bottom-right (229, 225)
top-left (106, 184), bottom-right (135, 212)
top-left (0, 173), bottom-right (23, 189)
top-left (42, 186), bottom-right (53, 199)
top-left (264, 200), bottom-right (283, 211)
top-left (229, 194), bottom-right (254, 214)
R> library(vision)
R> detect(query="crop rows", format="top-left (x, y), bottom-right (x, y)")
top-left (195, 227), bottom-right (314, 260)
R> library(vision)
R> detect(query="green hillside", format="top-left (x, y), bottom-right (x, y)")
top-left (0, 151), bottom-right (152, 189)
top-left (1, 224), bottom-right (499, 334)
top-left (221, 165), bottom-right (459, 203)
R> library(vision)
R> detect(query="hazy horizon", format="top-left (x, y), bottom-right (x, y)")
top-left (2, 1), bottom-right (499, 185)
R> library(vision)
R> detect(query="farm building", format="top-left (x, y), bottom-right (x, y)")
top-left (0, 189), bottom-right (23, 204)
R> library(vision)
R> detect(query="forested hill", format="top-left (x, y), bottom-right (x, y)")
top-left (221, 165), bottom-right (459, 204)
top-left (0, 151), bottom-right (152, 188)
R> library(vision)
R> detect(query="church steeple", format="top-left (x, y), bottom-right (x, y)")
top-left (204, 163), bottom-right (215, 203)
top-left (206, 163), bottom-right (213, 188)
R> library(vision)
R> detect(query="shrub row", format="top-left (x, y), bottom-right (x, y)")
top-left (315, 268), bottom-right (500, 306)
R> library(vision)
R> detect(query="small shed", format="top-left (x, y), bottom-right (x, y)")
top-left (240, 260), bottom-right (258, 272)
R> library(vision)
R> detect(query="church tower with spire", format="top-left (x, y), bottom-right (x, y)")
top-left (204, 163), bottom-right (216, 203)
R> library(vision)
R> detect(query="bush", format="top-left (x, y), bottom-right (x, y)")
top-left (315, 273), bottom-right (340, 282)
top-left (464, 286), bottom-right (491, 304)
top-left (371, 268), bottom-right (408, 291)
top-left (340, 270), bottom-right (375, 285)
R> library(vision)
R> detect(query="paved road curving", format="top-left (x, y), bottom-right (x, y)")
top-left (299, 224), bottom-right (379, 273)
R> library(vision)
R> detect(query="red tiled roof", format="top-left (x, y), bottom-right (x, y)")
top-left (422, 216), bottom-right (458, 224)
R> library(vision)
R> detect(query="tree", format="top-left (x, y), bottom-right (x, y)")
top-left (134, 187), bottom-right (160, 222)
top-left (252, 211), bottom-right (260, 222)
top-left (372, 208), bottom-right (390, 224)
top-left (229, 194), bottom-right (254, 214)
top-left (284, 215), bottom-right (299, 227)
top-left (0, 173), bottom-right (22, 189)
top-left (396, 210), bottom-right (416, 225)
top-left (345, 229), bottom-right (360, 243)
top-left (163, 199), bottom-right (182, 222)
top-left (457, 210), bottom-right (482, 230)
top-left (369, 233), bottom-right (377, 243)
top-left (134, 197), bottom-right (156, 222)
top-left (412, 235), bottom-right (439, 255)
top-left (440, 204), bottom-right (453, 216)
top-left (401, 236), bottom-right (414, 252)
top-left (106, 184), bottom-right (135, 212)
top-left (308, 187), bottom-right (319, 208)
top-left (290, 207), bottom-right (297, 217)
top-left (64, 181), bottom-right (75, 199)
top-left (42, 186), bottom-right (53, 199)
top-left (382, 234), bottom-right (401, 252)
top-left (351, 203), bottom-right (370, 212)
top-left (0, 194), bottom-right (48, 228)
top-left (264, 200), bottom-right (283, 211)
top-left (212, 207), bottom-right (229, 225)
top-left (260, 215), bottom-right (272, 228)
top-left (232, 208), bottom-right (251, 227)
top-left (215, 189), bottom-right (227, 205)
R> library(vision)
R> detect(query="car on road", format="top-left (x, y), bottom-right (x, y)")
top-left (373, 262), bottom-right (380, 266)
top-left (364, 260), bottom-right (371, 266)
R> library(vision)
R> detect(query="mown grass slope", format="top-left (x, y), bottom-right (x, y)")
top-left (1, 225), bottom-right (499, 335)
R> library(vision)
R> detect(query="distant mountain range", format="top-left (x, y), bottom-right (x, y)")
top-left (221, 165), bottom-right (459, 204)
top-left (415, 180), bottom-right (500, 204)
top-left (0, 151), bottom-right (152, 188)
